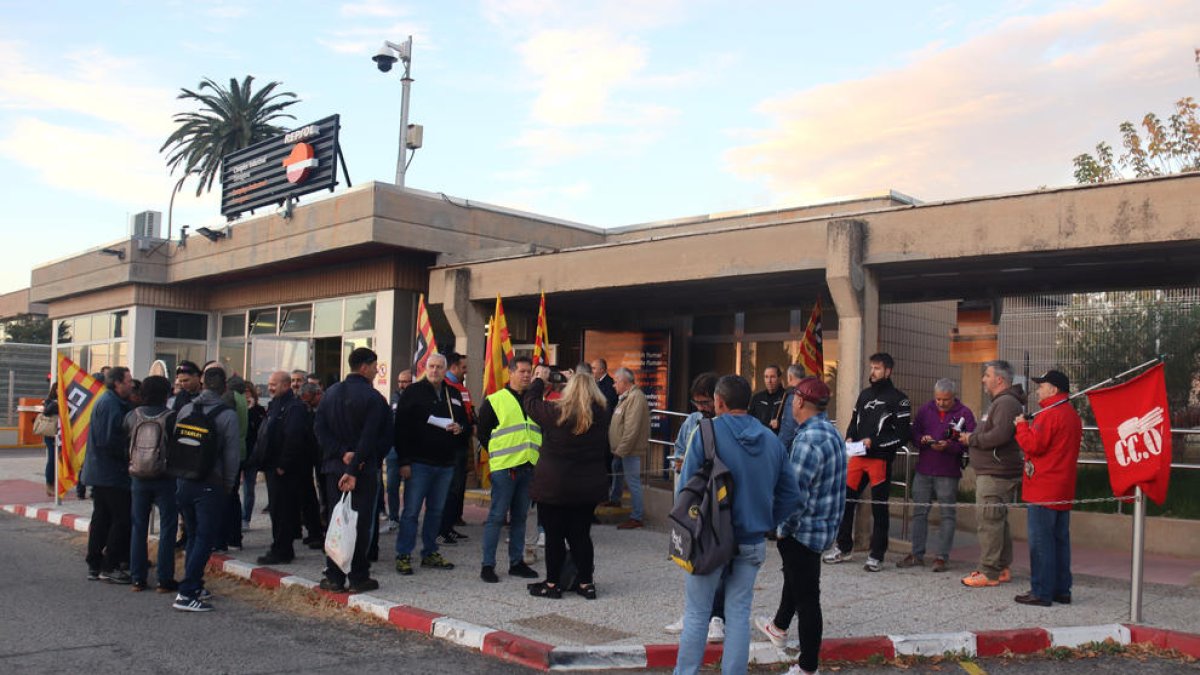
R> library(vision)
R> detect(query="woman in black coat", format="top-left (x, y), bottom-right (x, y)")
top-left (523, 366), bottom-right (610, 599)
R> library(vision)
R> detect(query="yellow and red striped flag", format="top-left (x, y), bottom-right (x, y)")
top-left (482, 295), bottom-right (514, 396)
top-left (55, 355), bottom-right (106, 498)
top-left (799, 299), bottom-right (824, 378)
top-left (412, 293), bottom-right (438, 377)
top-left (532, 292), bottom-right (549, 367)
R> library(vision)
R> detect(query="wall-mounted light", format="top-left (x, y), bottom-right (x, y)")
top-left (99, 247), bottom-right (126, 261)
top-left (195, 226), bottom-right (229, 242)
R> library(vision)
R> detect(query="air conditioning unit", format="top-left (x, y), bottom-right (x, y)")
top-left (130, 210), bottom-right (163, 239)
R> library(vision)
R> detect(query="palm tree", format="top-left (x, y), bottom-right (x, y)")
top-left (160, 76), bottom-right (300, 196)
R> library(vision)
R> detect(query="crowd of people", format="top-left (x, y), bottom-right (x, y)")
top-left (47, 347), bottom-right (1083, 675)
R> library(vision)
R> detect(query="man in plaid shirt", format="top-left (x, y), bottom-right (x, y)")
top-left (756, 377), bottom-right (847, 675)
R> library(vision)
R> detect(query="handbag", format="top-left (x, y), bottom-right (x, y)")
top-left (33, 413), bottom-right (58, 437)
top-left (324, 492), bottom-right (358, 574)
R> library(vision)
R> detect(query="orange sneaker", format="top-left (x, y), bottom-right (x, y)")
top-left (961, 571), bottom-right (999, 588)
top-left (998, 568), bottom-right (1012, 583)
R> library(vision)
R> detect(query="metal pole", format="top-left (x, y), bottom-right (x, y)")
top-left (7, 370), bottom-right (13, 425)
top-left (54, 433), bottom-right (62, 507)
top-left (395, 36), bottom-right (413, 188)
top-left (1129, 485), bottom-right (1146, 622)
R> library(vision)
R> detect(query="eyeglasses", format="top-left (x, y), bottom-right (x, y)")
top-left (690, 399), bottom-right (714, 409)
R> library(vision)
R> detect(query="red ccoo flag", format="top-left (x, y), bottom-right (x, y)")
top-left (799, 299), bottom-right (824, 377)
top-left (1087, 362), bottom-right (1173, 505)
top-left (532, 292), bottom-right (549, 367)
top-left (412, 294), bottom-right (438, 377)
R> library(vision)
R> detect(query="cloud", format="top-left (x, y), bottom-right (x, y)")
top-left (725, 0), bottom-right (1200, 205)
top-left (341, 0), bottom-right (411, 18)
top-left (317, 18), bottom-right (430, 56)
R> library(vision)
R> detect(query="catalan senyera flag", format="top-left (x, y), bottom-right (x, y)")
top-left (482, 295), bottom-right (514, 396)
top-left (532, 292), bottom-right (549, 367)
top-left (55, 355), bottom-right (106, 498)
top-left (413, 293), bottom-right (438, 378)
top-left (799, 298), bottom-right (824, 377)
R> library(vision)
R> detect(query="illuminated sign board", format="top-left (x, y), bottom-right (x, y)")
top-left (220, 114), bottom-right (340, 219)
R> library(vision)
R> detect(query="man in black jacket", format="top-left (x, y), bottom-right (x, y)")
top-left (257, 371), bottom-right (316, 565)
top-left (392, 353), bottom-right (470, 575)
top-left (823, 353), bottom-right (911, 572)
top-left (82, 366), bottom-right (134, 584)
top-left (314, 348), bottom-right (392, 593)
top-left (749, 365), bottom-right (787, 432)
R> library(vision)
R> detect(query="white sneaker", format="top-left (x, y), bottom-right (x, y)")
top-left (863, 557), bottom-right (882, 572)
top-left (783, 666), bottom-right (818, 675)
top-left (706, 617), bottom-right (725, 643)
top-left (755, 615), bottom-right (787, 648)
top-left (821, 547), bottom-right (851, 564)
top-left (664, 616), bottom-right (685, 634)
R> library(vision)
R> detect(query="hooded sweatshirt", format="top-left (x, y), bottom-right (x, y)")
top-left (967, 385), bottom-right (1027, 479)
top-left (681, 412), bottom-right (801, 544)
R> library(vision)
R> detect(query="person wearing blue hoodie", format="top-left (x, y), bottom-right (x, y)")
top-left (675, 375), bottom-right (802, 675)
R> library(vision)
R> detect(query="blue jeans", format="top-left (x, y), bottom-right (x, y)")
top-left (131, 477), bottom-right (178, 586)
top-left (609, 455), bottom-right (644, 521)
top-left (241, 468), bottom-right (257, 525)
top-left (176, 480), bottom-right (223, 598)
top-left (394, 463), bottom-right (454, 559)
top-left (676, 542), bottom-right (766, 675)
top-left (1027, 505), bottom-right (1072, 601)
top-left (482, 463), bottom-right (534, 568)
top-left (385, 448), bottom-right (401, 520)
top-left (910, 472), bottom-right (959, 560)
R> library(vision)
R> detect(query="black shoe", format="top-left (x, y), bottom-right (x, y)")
top-left (319, 578), bottom-right (347, 592)
top-left (100, 570), bottom-right (132, 585)
top-left (131, 580), bottom-right (147, 592)
top-left (1014, 592), bottom-right (1052, 607)
top-left (348, 578), bottom-right (380, 594)
top-left (509, 562), bottom-right (539, 579)
top-left (1054, 593), bottom-right (1072, 604)
top-left (437, 532), bottom-right (458, 546)
top-left (449, 528), bottom-right (469, 540)
top-left (256, 552), bottom-right (294, 565)
top-left (156, 580), bottom-right (179, 593)
top-left (87, 568), bottom-right (100, 581)
top-left (527, 581), bottom-right (562, 598)
top-left (574, 583), bottom-right (597, 600)
top-left (480, 565), bottom-right (499, 583)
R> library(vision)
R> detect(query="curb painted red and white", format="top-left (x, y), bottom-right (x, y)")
top-left (6, 503), bottom-right (1200, 671)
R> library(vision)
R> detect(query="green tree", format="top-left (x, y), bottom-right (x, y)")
top-left (160, 76), bottom-right (300, 196)
top-left (1073, 97), bottom-right (1200, 184)
top-left (2, 314), bottom-right (51, 344)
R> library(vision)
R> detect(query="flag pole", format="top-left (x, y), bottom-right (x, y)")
top-left (54, 433), bottom-right (61, 506)
top-left (1027, 355), bottom-right (1166, 419)
top-left (1130, 485), bottom-right (1146, 623)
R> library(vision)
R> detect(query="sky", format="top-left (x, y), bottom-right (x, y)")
top-left (1, 0), bottom-right (1198, 295)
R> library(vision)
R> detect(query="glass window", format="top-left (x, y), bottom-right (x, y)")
top-left (154, 341), bottom-right (208, 374)
top-left (91, 313), bottom-right (112, 340)
top-left (694, 314), bottom-right (734, 336)
top-left (155, 311), bottom-right (207, 340)
top-left (313, 300), bottom-right (342, 335)
top-left (221, 313), bottom-right (246, 338)
top-left (249, 308), bottom-right (278, 335)
top-left (219, 340), bottom-right (247, 377)
top-left (89, 343), bottom-right (111, 372)
top-left (112, 342), bottom-right (129, 368)
top-left (112, 311), bottom-right (128, 338)
top-left (57, 319), bottom-right (73, 344)
top-left (280, 305), bottom-right (312, 333)
top-left (744, 309), bottom-right (788, 334)
top-left (72, 345), bottom-right (88, 371)
top-left (344, 295), bottom-right (376, 331)
top-left (73, 315), bottom-right (92, 343)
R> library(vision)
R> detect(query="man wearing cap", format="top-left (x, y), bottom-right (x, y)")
top-left (1012, 370), bottom-right (1082, 607)
top-left (756, 377), bottom-right (847, 675)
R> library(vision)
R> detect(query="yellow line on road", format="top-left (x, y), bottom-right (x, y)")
top-left (959, 661), bottom-right (987, 675)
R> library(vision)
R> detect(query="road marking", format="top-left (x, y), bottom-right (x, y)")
top-left (959, 661), bottom-right (987, 675)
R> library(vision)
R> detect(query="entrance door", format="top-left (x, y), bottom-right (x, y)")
top-left (249, 337), bottom-right (311, 397)
top-left (312, 337), bottom-right (343, 388)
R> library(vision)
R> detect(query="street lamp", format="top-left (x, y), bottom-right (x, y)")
top-left (374, 36), bottom-right (423, 189)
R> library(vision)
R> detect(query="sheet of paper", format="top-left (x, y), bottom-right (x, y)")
top-left (427, 415), bottom-right (454, 430)
top-left (845, 440), bottom-right (867, 457)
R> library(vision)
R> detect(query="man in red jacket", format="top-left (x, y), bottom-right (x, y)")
top-left (1013, 369), bottom-right (1082, 607)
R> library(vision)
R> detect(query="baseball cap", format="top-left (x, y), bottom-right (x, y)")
top-left (793, 377), bottom-right (831, 406)
top-left (1032, 369), bottom-right (1070, 393)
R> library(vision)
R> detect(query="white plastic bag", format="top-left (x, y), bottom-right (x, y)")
top-left (324, 492), bottom-right (358, 574)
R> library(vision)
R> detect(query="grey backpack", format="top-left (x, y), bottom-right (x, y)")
top-left (668, 418), bottom-right (736, 575)
top-left (128, 409), bottom-right (175, 479)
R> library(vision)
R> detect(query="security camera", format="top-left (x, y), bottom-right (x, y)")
top-left (373, 45), bottom-right (397, 72)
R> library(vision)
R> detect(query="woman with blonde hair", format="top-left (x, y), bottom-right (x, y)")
top-left (523, 364), bottom-right (610, 599)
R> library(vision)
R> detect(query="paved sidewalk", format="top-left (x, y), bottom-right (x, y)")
top-left (4, 449), bottom-right (1200, 670)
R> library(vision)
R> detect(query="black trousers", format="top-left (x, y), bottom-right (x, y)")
top-left (323, 470), bottom-right (378, 585)
top-left (835, 472), bottom-right (890, 560)
top-left (298, 467), bottom-right (324, 540)
top-left (86, 485), bottom-right (131, 572)
top-left (774, 538), bottom-right (823, 674)
top-left (538, 503), bottom-right (595, 586)
top-left (439, 446), bottom-right (468, 534)
top-left (266, 469), bottom-right (300, 559)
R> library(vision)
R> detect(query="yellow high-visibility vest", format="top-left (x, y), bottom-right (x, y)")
top-left (484, 389), bottom-right (541, 472)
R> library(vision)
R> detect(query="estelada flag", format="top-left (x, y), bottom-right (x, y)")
top-left (532, 292), bottom-right (549, 367)
top-left (412, 293), bottom-right (438, 377)
top-left (482, 295), bottom-right (514, 396)
top-left (799, 299), bottom-right (824, 377)
top-left (55, 355), bottom-right (106, 498)
top-left (1086, 362), bottom-right (1172, 505)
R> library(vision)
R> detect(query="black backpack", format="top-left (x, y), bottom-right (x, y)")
top-left (166, 402), bottom-right (229, 481)
top-left (668, 418), bottom-right (736, 575)
top-left (128, 409), bottom-right (175, 479)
